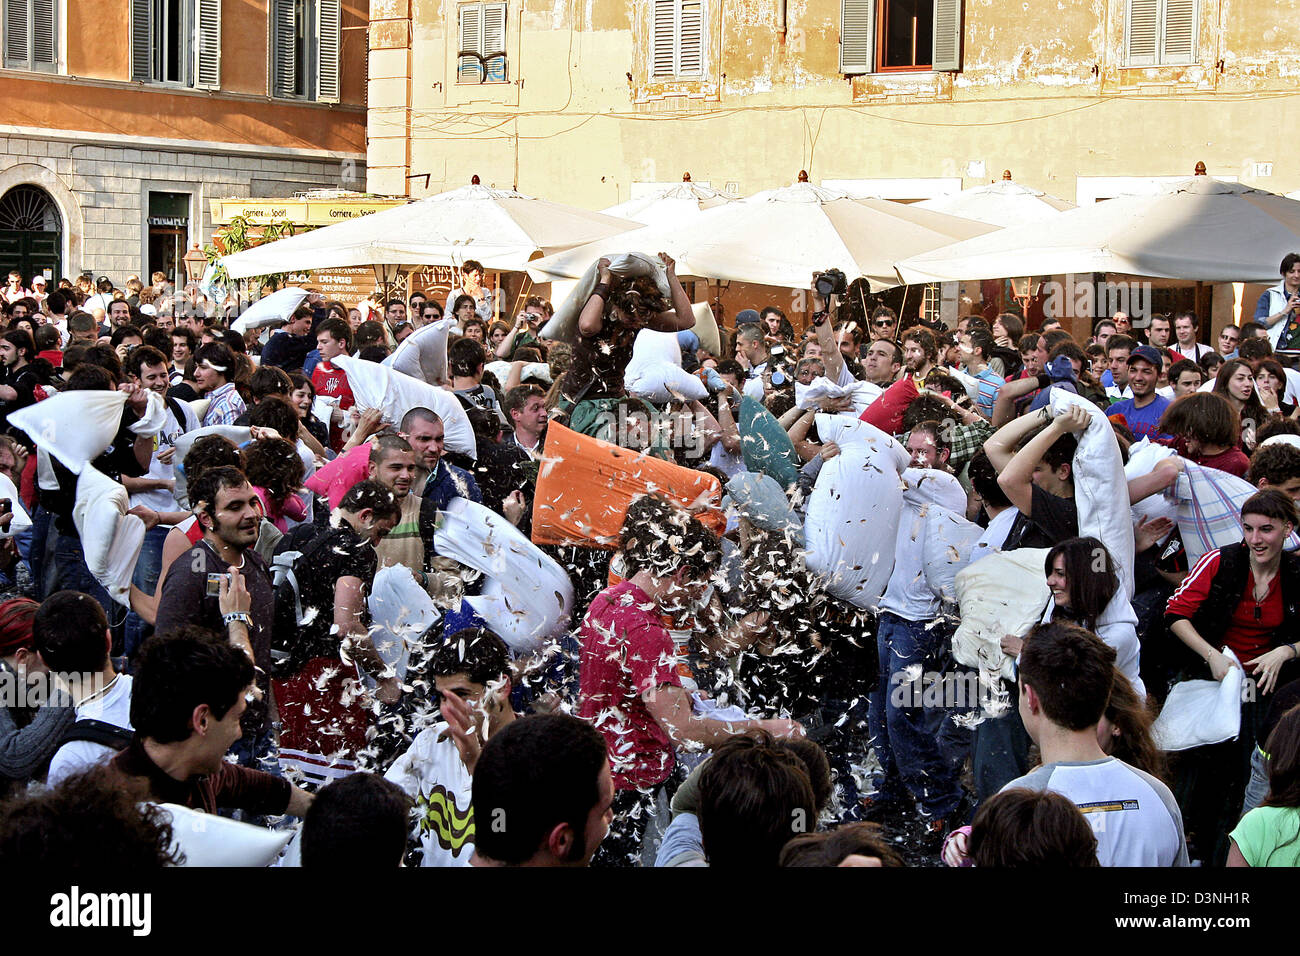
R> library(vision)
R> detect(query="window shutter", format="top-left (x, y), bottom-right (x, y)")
top-left (458, 4), bottom-right (482, 83)
top-left (482, 1), bottom-right (506, 82)
top-left (130, 0), bottom-right (153, 80)
top-left (316, 0), bottom-right (340, 100)
top-left (271, 0), bottom-right (296, 96)
top-left (678, 1), bottom-right (702, 74)
top-left (932, 0), bottom-right (963, 71)
top-left (31, 0), bottom-right (54, 66)
top-left (838, 0), bottom-right (872, 74)
top-left (194, 0), bottom-right (221, 89)
top-left (1125, 0), bottom-right (1158, 66)
top-left (1161, 0), bottom-right (1197, 64)
top-left (651, 0), bottom-right (674, 77)
top-left (5, 0), bottom-right (30, 65)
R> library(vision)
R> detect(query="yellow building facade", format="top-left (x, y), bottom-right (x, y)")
top-left (366, 0), bottom-right (1300, 329)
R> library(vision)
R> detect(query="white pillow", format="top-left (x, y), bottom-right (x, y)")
top-left (334, 356), bottom-right (476, 459)
top-left (8, 389), bottom-right (126, 475)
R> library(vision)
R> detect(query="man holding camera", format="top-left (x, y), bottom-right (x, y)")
top-left (154, 466), bottom-right (277, 774)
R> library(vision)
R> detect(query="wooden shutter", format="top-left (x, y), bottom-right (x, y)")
top-left (194, 0), bottom-right (221, 89)
top-left (1162, 0), bottom-right (1197, 64)
top-left (316, 0), bottom-right (340, 100)
top-left (838, 0), bottom-right (872, 74)
top-left (5, 0), bottom-right (29, 65)
top-left (678, 1), bottom-right (702, 74)
top-left (483, 0), bottom-right (506, 81)
top-left (131, 0), bottom-right (153, 80)
top-left (1125, 0), bottom-right (1158, 66)
top-left (31, 0), bottom-right (53, 66)
top-left (932, 0), bottom-right (963, 71)
top-left (271, 0), bottom-right (296, 96)
top-left (458, 4), bottom-right (481, 82)
top-left (651, 0), bottom-right (674, 76)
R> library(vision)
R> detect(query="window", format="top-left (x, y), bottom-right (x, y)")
top-left (651, 0), bottom-right (703, 78)
top-left (130, 0), bottom-right (221, 88)
top-left (1124, 0), bottom-right (1197, 67)
top-left (271, 0), bottom-right (341, 101)
top-left (839, 0), bottom-right (962, 75)
top-left (3, 0), bottom-right (57, 72)
top-left (457, 2), bottom-right (506, 84)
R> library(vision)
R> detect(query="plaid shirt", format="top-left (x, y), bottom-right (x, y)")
top-left (201, 381), bottom-right (246, 427)
top-left (1174, 460), bottom-right (1300, 567)
top-left (947, 419), bottom-right (994, 471)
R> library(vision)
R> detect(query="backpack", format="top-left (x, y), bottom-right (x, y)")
top-left (60, 718), bottom-right (134, 751)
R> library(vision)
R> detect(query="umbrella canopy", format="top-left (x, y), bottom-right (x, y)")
top-left (601, 177), bottom-right (732, 228)
top-left (914, 177), bottom-right (1075, 228)
top-left (220, 182), bottom-right (640, 280)
top-left (529, 180), bottom-right (994, 288)
top-left (897, 177), bottom-right (1300, 284)
top-left (669, 181), bottom-right (996, 289)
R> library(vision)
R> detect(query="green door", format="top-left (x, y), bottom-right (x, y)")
top-left (0, 185), bottom-right (63, 285)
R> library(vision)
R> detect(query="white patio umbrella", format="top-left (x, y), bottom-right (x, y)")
top-left (897, 176), bottom-right (1300, 285)
top-left (230, 286), bottom-right (308, 334)
top-left (220, 179), bottom-right (640, 280)
top-left (528, 177), bottom-right (994, 288)
top-left (669, 178), bottom-right (996, 289)
top-left (915, 172), bottom-right (1075, 228)
top-left (601, 174), bottom-right (732, 228)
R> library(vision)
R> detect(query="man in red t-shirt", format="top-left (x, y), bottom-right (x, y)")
top-left (577, 495), bottom-right (800, 866)
top-left (311, 317), bottom-right (355, 450)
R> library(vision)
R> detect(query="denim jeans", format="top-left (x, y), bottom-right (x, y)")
top-left (972, 679), bottom-right (1032, 803)
top-left (124, 524), bottom-right (170, 667)
top-left (1241, 745), bottom-right (1270, 818)
top-left (53, 532), bottom-right (118, 624)
top-left (867, 612), bottom-right (963, 818)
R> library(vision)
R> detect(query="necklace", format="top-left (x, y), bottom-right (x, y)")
top-left (77, 672), bottom-right (120, 709)
top-left (1253, 572), bottom-right (1277, 621)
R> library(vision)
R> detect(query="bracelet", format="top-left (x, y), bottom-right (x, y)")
top-left (223, 611), bottom-right (253, 628)
top-left (590, 282), bottom-right (611, 300)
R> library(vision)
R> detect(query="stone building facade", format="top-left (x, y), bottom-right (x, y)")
top-left (0, 0), bottom-right (368, 286)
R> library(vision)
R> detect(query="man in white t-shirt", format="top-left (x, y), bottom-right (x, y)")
top-left (35, 592), bottom-right (134, 787)
top-left (121, 346), bottom-right (199, 660)
top-left (1170, 311), bottom-right (1214, 362)
top-left (385, 628), bottom-right (516, 867)
top-left (1002, 620), bottom-right (1189, 867)
top-left (868, 436), bottom-right (970, 840)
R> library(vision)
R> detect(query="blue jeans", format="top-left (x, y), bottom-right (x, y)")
top-left (53, 532), bottom-right (119, 624)
top-left (1241, 745), bottom-right (1269, 818)
top-left (124, 524), bottom-right (169, 667)
top-left (29, 503), bottom-right (53, 598)
top-left (868, 612), bottom-right (963, 818)
top-left (972, 677), bottom-right (1032, 803)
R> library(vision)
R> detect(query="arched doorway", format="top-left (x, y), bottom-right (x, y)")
top-left (0, 185), bottom-right (63, 287)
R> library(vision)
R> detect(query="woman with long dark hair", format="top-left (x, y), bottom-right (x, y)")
top-left (1002, 537), bottom-right (1145, 699)
top-left (1214, 358), bottom-right (1268, 453)
top-left (1229, 703), bottom-right (1300, 866)
top-left (1099, 669), bottom-right (1167, 783)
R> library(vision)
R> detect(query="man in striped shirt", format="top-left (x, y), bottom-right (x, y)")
top-left (195, 342), bottom-right (246, 427)
top-left (957, 327), bottom-right (1004, 419)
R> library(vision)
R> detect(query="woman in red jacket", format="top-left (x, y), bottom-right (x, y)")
top-left (1164, 489), bottom-right (1300, 864)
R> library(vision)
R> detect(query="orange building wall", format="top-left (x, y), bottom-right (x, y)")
top-left (0, 74), bottom-right (364, 153)
top-left (58, 0), bottom-right (365, 105)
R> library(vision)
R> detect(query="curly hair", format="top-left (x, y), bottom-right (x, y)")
top-left (0, 770), bottom-right (182, 867)
top-left (242, 437), bottom-right (304, 504)
top-left (607, 274), bottom-right (667, 325)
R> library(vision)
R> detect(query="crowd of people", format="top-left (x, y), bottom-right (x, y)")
top-left (2, 251), bottom-right (1300, 872)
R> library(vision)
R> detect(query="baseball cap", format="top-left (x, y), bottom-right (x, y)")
top-left (735, 309), bottom-right (760, 326)
top-left (31, 275), bottom-right (46, 286)
top-left (1128, 345), bottom-right (1163, 367)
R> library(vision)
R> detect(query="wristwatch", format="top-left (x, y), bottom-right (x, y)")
top-left (223, 611), bottom-right (253, 628)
